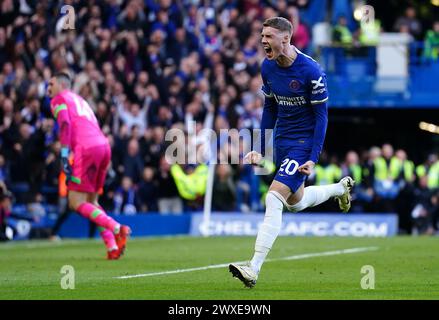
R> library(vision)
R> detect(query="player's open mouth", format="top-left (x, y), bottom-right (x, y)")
top-left (264, 46), bottom-right (272, 55)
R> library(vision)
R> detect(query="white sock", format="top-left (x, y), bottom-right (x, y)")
top-left (287, 183), bottom-right (344, 212)
top-left (250, 191), bottom-right (284, 274)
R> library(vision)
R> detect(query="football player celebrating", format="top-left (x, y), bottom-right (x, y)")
top-left (229, 17), bottom-right (354, 287)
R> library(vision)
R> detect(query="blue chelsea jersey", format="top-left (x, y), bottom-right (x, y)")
top-left (261, 49), bottom-right (328, 149)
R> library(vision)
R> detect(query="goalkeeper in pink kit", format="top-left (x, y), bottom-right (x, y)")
top-left (47, 72), bottom-right (131, 260)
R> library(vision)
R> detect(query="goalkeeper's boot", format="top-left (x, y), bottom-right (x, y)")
top-left (107, 248), bottom-right (121, 260)
top-left (335, 176), bottom-right (355, 213)
top-left (229, 263), bottom-right (258, 288)
top-left (115, 225), bottom-right (131, 255)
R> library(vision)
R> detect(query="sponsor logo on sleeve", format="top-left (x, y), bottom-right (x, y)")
top-left (311, 76), bottom-right (326, 95)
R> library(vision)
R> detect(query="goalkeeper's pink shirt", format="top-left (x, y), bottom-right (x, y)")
top-left (50, 90), bottom-right (108, 150)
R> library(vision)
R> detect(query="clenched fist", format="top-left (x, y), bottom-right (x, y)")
top-left (244, 151), bottom-right (263, 166)
top-left (298, 160), bottom-right (315, 176)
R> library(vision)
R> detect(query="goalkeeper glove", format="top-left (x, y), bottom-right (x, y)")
top-left (61, 147), bottom-right (72, 182)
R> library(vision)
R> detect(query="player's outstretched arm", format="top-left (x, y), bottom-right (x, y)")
top-left (310, 101), bottom-right (328, 164)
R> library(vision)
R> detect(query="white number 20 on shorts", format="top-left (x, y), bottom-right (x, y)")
top-left (279, 158), bottom-right (299, 175)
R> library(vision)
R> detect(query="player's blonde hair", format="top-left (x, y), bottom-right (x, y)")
top-left (262, 17), bottom-right (293, 36)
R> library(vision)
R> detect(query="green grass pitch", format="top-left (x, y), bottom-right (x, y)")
top-left (1, 236), bottom-right (438, 300)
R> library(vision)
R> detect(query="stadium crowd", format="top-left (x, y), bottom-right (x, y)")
top-left (0, 0), bottom-right (438, 237)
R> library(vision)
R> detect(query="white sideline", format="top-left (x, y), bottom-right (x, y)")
top-left (115, 246), bottom-right (379, 280)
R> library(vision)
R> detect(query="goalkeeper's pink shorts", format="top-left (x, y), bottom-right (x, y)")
top-left (68, 143), bottom-right (111, 194)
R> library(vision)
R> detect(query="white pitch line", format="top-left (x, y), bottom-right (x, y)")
top-left (115, 246), bottom-right (379, 280)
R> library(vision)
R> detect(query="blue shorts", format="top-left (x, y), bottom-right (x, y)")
top-left (273, 144), bottom-right (311, 193)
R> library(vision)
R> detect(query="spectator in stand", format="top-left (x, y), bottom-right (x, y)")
top-left (411, 176), bottom-right (438, 235)
top-left (371, 144), bottom-right (399, 202)
top-left (359, 18), bottom-right (382, 46)
top-left (332, 15), bottom-right (353, 46)
top-left (117, 100), bottom-right (148, 133)
top-left (394, 149), bottom-right (416, 234)
top-left (394, 149), bottom-right (415, 187)
top-left (341, 151), bottom-right (362, 189)
top-left (220, 26), bottom-right (240, 69)
top-left (423, 20), bottom-right (439, 60)
top-left (113, 176), bottom-right (140, 215)
top-left (312, 151), bottom-right (342, 186)
top-left (201, 23), bottom-right (221, 57)
top-left (27, 192), bottom-right (46, 224)
top-left (393, 6), bottom-right (422, 40)
top-left (212, 164), bottom-right (236, 212)
top-left (6, 122), bottom-right (45, 201)
top-left (416, 153), bottom-right (439, 190)
top-left (157, 155), bottom-right (183, 215)
top-left (341, 150), bottom-right (372, 210)
top-left (151, 8), bottom-right (177, 41)
top-left (287, 6), bottom-right (310, 53)
top-left (137, 166), bottom-right (158, 212)
top-left (116, 1), bottom-right (146, 31)
top-left (121, 138), bottom-right (143, 184)
top-left (142, 126), bottom-right (166, 168)
top-left (307, 152), bottom-right (342, 212)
